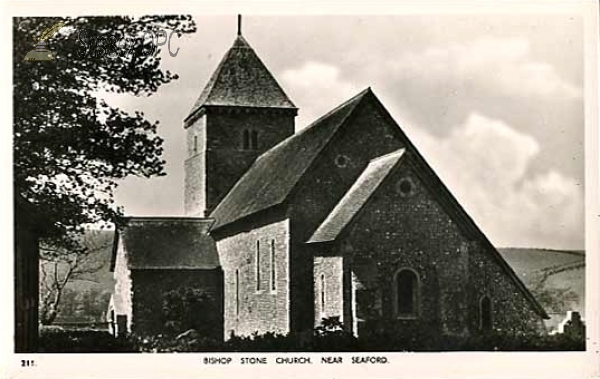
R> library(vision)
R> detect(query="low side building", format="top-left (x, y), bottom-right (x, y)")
top-left (109, 217), bottom-right (222, 339)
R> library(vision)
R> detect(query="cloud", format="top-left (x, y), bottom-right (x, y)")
top-left (408, 112), bottom-right (584, 250)
top-left (280, 61), bottom-right (361, 130)
top-left (282, 58), bottom-right (585, 249)
top-left (390, 37), bottom-right (581, 101)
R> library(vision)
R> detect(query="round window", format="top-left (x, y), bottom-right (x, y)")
top-left (396, 177), bottom-right (416, 197)
top-left (334, 154), bottom-right (350, 168)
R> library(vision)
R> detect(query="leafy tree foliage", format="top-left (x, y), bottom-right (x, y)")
top-left (14, 16), bottom-right (196, 245)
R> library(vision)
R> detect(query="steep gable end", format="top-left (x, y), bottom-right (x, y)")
top-left (186, 35), bottom-right (296, 122)
top-left (305, 94), bottom-right (548, 319)
top-left (308, 149), bottom-right (406, 243)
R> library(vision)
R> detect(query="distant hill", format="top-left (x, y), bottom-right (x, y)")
top-left (498, 248), bottom-right (585, 331)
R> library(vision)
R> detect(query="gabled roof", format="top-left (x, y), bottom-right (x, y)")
top-left (112, 217), bottom-right (219, 270)
top-left (210, 88), bottom-right (372, 231)
top-left (185, 34), bottom-right (296, 122)
top-left (302, 93), bottom-right (548, 319)
top-left (308, 149), bottom-right (406, 243)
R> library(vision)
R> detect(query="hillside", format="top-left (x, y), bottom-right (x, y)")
top-left (498, 248), bottom-right (585, 330)
top-left (40, 230), bottom-right (115, 326)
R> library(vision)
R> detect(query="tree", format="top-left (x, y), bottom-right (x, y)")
top-left (39, 230), bottom-right (111, 325)
top-left (525, 261), bottom-right (583, 315)
top-left (13, 16), bottom-right (196, 245)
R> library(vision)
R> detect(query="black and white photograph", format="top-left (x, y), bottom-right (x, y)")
top-left (8, 1), bottom-right (600, 378)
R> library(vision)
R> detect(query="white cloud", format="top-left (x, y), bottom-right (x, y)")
top-left (408, 112), bottom-right (584, 250)
top-left (390, 37), bottom-right (582, 100)
top-left (282, 59), bottom-right (584, 249)
top-left (280, 61), bottom-right (361, 130)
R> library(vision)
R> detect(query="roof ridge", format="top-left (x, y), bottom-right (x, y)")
top-left (297, 87), bottom-right (372, 132)
top-left (210, 88), bottom-right (374, 230)
top-left (368, 147), bottom-right (406, 164)
top-left (308, 147), bottom-right (406, 244)
top-left (255, 87), bottom-right (373, 161)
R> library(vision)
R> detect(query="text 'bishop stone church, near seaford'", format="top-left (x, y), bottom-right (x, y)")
top-left (108, 18), bottom-right (549, 342)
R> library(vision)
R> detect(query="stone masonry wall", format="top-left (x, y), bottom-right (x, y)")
top-left (468, 245), bottom-right (545, 333)
top-left (343, 159), bottom-right (543, 336)
top-left (289, 96), bottom-right (404, 332)
top-left (313, 256), bottom-right (344, 326)
top-left (184, 108), bottom-right (294, 217)
top-left (204, 108), bottom-right (295, 216)
top-left (112, 237), bottom-right (133, 333)
top-left (217, 218), bottom-right (290, 339)
top-left (130, 269), bottom-right (223, 338)
top-left (184, 114), bottom-right (207, 216)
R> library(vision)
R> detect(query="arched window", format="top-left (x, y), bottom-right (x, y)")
top-left (394, 269), bottom-right (419, 318)
top-left (320, 274), bottom-right (326, 313)
top-left (235, 269), bottom-right (240, 318)
top-left (242, 129), bottom-right (250, 150)
top-left (270, 239), bottom-right (276, 291)
top-left (251, 130), bottom-right (259, 150)
top-left (255, 241), bottom-right (261, 291)
top-left (480, 296), bottom-right (493, 331)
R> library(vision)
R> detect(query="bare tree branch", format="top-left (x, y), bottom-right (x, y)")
top-left (39, 230), bottom-right (111, 325)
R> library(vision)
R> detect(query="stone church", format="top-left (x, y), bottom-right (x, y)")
top-left (109, 24), bottom-right (549, 341)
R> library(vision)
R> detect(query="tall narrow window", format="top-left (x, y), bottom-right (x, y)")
top-left (480, 296), bottom-right (493, 331)
top-left (255, 240), bottom-right (261, 291)
top-left (243, 129), bottom-right (250, 150)
top-left (251, 130), bottom-right (259, 150)
top-left (235, 269), bottom-right (240, 317)
top-left (193, 135), bottom-right (198, 154)
top-left (270, 239), bottom-right (276, 291)
top-left (395, 269), bottom-right (418, 317)
top-left (320, 274), bottom-right (326, 313)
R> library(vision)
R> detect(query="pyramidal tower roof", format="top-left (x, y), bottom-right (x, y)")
top-left (185, 23), bottom-right (296, 122)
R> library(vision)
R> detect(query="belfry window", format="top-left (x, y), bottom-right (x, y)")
top-left (394, 269), bottom-right (419, 318)
top-left (480, 296), bottom-right (493, 331)
top-left (242, 130), bottom-right (259, 150)
top-left (193, 135), bottom-right (198, 154)
top-left (243, 129), bottom-right (250, 150)
top-left (251, 130), bottom-right (259, 150)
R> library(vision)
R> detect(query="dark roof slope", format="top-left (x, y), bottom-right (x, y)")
top-left (210, 88), bottom-right (372, 230)
top-left (186, 35), bottom-right (296, 121)
top-left (308, 149), bottom-right (406, 243)
top-left (120, 217), bottom-right (219, 270)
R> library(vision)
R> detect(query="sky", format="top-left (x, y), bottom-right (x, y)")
top-left (103, 14), bottom-right (585, 250)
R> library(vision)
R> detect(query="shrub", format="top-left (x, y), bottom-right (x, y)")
top-left (161, 288), bottom-right (220, 339)
top-left (39, 327), bottom-right (135, 353)
top-left (37, 320), bottom-right (585, 352)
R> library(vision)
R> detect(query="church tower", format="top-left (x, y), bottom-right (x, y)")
top-left (184, 17), bottom-right (297, 217)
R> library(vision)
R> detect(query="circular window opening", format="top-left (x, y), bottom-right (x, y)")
top-left (396, 177), bottom-right (415, 197)
top-left (335, 154), bottom-right (350, 168)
